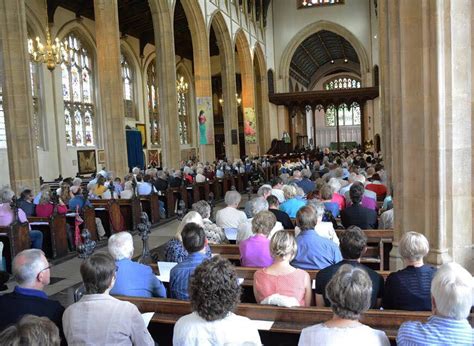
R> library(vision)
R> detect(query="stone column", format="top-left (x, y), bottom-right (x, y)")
top-left (381, 0), bottom-right (473, 271)
top-left (221, 53), bottom-right (239, 161)
top-left (0, 0), bottom-right (40, 192)
top-left (94, 0), bottom-right (128, 178)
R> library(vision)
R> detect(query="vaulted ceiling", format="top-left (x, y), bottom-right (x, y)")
top-left (47, 0), bottom-right (271, 60)
top-left (290, 30), bottom-right (360, 88)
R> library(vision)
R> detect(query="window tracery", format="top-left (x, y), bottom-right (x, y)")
top-left (147, 60), bottom-right (160, 146)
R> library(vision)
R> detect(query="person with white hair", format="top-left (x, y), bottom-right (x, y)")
top-left (383, 232), bottom-right (436, 311)
top-left (344, 174), bottom-right (377, 204)
top-left (279, 185), bottom-right (306, 218)
top-left (120, 181), bottom-right (134, 199)
top-left (295, 168), bottom-right (315, 194)
top-left (396, 262), bottom-right (473, 345)
top-left (0, 249), bottom-right (65, 335)
top-left (215, 191), bottom-right (247, 230)
top-left (236, 197), bottom-right (283, 244)
top-left (108, 232), bottom-right (166, 298)
top-left (164, 211), bottom-right (211, 263)
top-left (257, 185), bottom-right (273, 200)
top-left (195, 168), bottom-right (206, 183)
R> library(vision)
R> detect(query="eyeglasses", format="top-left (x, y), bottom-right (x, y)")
top-left (37, 264), bottom-right (51, 280)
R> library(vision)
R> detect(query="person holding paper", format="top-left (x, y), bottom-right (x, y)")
top-left (169, 223), bottom-right (208, 300)
top-left (108, 232), bottom-right (166, 298)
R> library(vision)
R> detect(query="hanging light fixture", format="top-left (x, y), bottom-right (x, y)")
top-left (176, 75), bottom-right (189, 94)
top-left (28, 26), bottom-right (71, 71)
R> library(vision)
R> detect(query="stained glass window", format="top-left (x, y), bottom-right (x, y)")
top-left (298, 0), bottom-right (344, 9)
top-left (324, 76), bottom-right (361, 90)
top-left (177, 75), bottom-right (190, 145)
top-left (325, 102), bottom-right (361, 127)
top-left (61, 33), bottom-right (95, 147)
top-left (147, 59), bottom-right (160, 146)
top-left (28, 34), bottom-right (43, 148)
top-left (325, 104), bottom-right (336, 127)
top-left (121, 53), bottom-right (134, 118)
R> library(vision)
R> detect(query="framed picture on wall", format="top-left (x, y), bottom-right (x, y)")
top-left (77, 150), bottom-right (97, 174)
top-left (147, 149), bottom-right (159, 167)
top-left (97, 149), bottom-right (106, 164)
top-left (136, 123), bottom-right (147, 148)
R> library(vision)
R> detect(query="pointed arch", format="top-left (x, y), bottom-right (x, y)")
top-left (253, 42), bottom-right (271, 154)
top-left (279, 20), bottom-right (370, 93)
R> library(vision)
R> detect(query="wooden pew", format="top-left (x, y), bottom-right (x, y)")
top-left (209, 179), bottom-right (221, 201)
top-left (91, 197), bottom-right (141, 234)
top-left (162, 187), bottom-right (188, 218)
top-left (29, 213), bottom-right (68, 259)
top-left (192, 182), bottom-right (210, 203)
top-left (140, 193), bottom-right (160, 227)
top-left (65, 205), bottom-right (98, 241)
top-left (0, 222), bottom-right (30, 272)
top-left (118, 296), bottom-right (470, 345)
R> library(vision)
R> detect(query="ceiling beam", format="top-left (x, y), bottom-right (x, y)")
top-left (317, 32), bottom-right (333, 62)
top-left (300, 43), bottom-right (320, 68)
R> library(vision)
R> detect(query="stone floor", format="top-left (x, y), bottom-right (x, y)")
top-left (3, 195), bottom-right (252, 307)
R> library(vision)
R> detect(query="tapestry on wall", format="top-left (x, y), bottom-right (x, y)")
top-left (244, 107), bottom-right (257, 143)
top-left (197, 97), bottom-right (214, 145)
top-left (77, 150), bottom-right (97, 174)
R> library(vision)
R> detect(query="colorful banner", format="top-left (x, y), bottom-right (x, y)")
top-left (244, 107), bottom-right (257, 143)
top-left (197, 97), bottom-right (214, 145)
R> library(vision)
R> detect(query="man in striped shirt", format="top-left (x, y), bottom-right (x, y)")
top-left (397, 262), bottom-right (473, 345)
top-left (169, 223), bottom-right (208, 300)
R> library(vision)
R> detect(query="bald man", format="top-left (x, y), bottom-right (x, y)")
top-left (0, 249), bottom-right (64, 335)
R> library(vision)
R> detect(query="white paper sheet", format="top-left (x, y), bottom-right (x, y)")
top-left (156, 261), bottom-right (178, 282)
top-left (312, 279), bottom-right (316, 290)
top-left (141, 312), bottom-right (154, 327)
top-left (29, 222), bottom-right (49, 226)
top-left (253, 320), bottom-right (274, 331)
top-left (224, 228), bottom-right (238, 241)
top-left (66, 213), bottom-right (76, 217)
top-left (94, 207), bottom-right (106, 211)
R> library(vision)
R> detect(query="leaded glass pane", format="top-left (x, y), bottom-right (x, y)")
top-left (352, 102), bottom-right (361, 125)
top-left (325, 105), bottom-right (336, 127)
top-left (338, 104), bottom-right (346, 125)
top-left (147, 60), bottom-right (160, 145)
top-left (324, 76), bottom-right (361, 90)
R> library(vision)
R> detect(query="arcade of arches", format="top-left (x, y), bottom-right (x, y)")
top-left (0, 0), bottom-right (472, 271)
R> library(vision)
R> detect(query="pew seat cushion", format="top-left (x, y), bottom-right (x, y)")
top-left (173, 311), bottom-right (261, 346)
top-left (299, 323), bottom-right (390, 346)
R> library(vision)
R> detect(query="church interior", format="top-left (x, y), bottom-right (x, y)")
top-left (0, 0), bottom-right (473, 344)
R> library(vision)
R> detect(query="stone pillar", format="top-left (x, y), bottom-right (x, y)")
top-left (94, 0), bottom-right (128, 178)
top-left (381, 0), bottom-right (473, 271)
top-left (222, 53), bottom-right (239, 160)
top-left (0, 0), bottom-right (39, 192)
top-left (149, 0), bottom-right (180, 169)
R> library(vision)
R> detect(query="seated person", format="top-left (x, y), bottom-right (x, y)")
top-left (18, 189), bottom-right (35, 217)
top-left (267, 195), bottom-right (294, 229)
top-left (0, 315), bottom-right (60, 346)
top-left (33, 184), bottom-right (50, 205)
top-left (315, 226), bottom-right (384, 308)
top-left (0, 250), bottom-right (64, 337)
top-left (237, 197), bottom-right (283, 244)
top-left (170, 223), bottom-right (208, 300)
top-left (119, 181), bottom-right (134, 199)
top-left (383, 231), bottom-right (436, 311)
top-left (365, 173), bottom-right (387, 200)
top-left (271, 177), bottom-right (286, 203)
top-left (112, 177), bottom-right (123, 194)
top-left (195, 168), bottom-right (206, 183)
top-left (215, 191), bottom-right (247, 229)
top-left (239, 211), bottom-right (276, 268)
top-left (108, 232), bottom-right (166, 298)
top-left (306, 201), bottom-right (339, 245)
top-left (58, 182), bottom-right (73, 207)
top-left (173, 256), bottom-right (261, 345)
top-left (299, 265), bottom-right (390, 346)
top-left (69, 186), bottom-right (106, 240)
top-left (396, 262), bottom-right (473, 345)
top-left (62, 253), bottom-right (154, 345)
top-left (320, 184), bottom-right (340, 218)
top-left (279, 185), bottom-right (306, 218)
top-left (341, 183), bottom-right (378, 229)
top-left (35, 190), bottom-right (68, 218)
top-left (91, 175), bottom-right (108, 198)
top-left (164, 211), bottom-right (211, 263)
top-left (192, 200), bottom-right (228, 244)
top-left (291, 206), bottom-right (342, 270)
top-left (379, 201), bottom-right (394, 229)
top-left (137, 174), bottom-right (156, 195)
top-left (254, 231), bottom-right (311, 307)
top-left (0, 187), bottom-right (43, 249)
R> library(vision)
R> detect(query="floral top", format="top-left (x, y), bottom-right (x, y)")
top-left (203, 219), bottom-right (229, 244)
top-left (164, 238), bottom-right (212, 263)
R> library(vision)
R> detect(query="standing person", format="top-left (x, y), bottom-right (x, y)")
top-left (299, 265), bottom-right (390, 346)
top-left (169, 223), bottom-right (208, 300)
top-left (0, 250), bottom-right (64, 337)
top-left (173, 256), bottom-right (261, 345)
top-left (62, 253), bottom-right (154, 345)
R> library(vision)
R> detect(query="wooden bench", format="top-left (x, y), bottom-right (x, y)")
top-left (0, 222), bottom-right (30, 272)
top-left (192, 182), bottom-right (210, 204)
top-left (140, 193), bottom-right (160, 226)
top-left (117, 296), bottom-right (471, 345)
top-left (91, 197), bottom-right (141, 234)
top-left (162, 187), bottom-right (188, 218)
top-left (29, 213), bottom-right (68, 259)
top-left (65, 205), bottom-right (99, 241)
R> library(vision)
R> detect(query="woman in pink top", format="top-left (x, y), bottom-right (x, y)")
top-left (35, 190), bottom-right (68, 217)
top-left (254, 231), bottom-right (312, 307)
top-left (239, 211), bottom-right (275, 267)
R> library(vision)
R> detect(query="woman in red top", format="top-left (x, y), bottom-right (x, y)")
top-left (253, 231), bottom-right (312, 307)
top-left (35, 190), bottom-right (68, 217)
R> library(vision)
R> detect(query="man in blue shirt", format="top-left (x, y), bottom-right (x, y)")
top-left (170, 223), bottom-right (208, 300)
top-left (108, 232), bottom-right (166, 298)
top-left (397, 262), bottom-right (473, 346)
top-left (291, 206), bottom-right (342, 269)
top-left (0, 249), bottom-right (65, 337)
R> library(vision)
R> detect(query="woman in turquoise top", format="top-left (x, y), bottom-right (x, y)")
top-left (198, 110), bottom-right (207, 144)
top-left (280, 185), bottom-right (306, 218)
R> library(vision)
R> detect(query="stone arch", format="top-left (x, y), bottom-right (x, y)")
top-left (234, 29), bottom-right (257, 156)
top-left (278, 20), bottom-right (370, 92)
top-left (55, 20), bottom-right (96, 53)
top-left (120, 42), bottom-right (140, 120)
top-left (253, 42), bottom-right (271, 154)
top-left (209, 10), bottom-right (239, 160)
top-left (25, 6), bottom-right (46, 41)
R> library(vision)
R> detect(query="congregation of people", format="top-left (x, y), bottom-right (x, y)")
top-left (0, 148), bottom-right (472, 345)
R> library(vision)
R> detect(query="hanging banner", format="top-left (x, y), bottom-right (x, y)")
top-left (197, 97), bottom-right (214, 145)
top-left (244, 107), bottom-right (257, 143)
